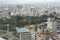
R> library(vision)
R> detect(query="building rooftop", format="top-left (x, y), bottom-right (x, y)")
top-left (16, 28), bottom-right (30, 33)
top-left (40, 32), bottom-right (48, 37)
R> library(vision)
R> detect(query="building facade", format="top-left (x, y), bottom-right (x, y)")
top-left (47, 12), bottom-right (60, 34)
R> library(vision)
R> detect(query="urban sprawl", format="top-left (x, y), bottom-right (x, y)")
top-left (0, 4), bottom-right (60, 40)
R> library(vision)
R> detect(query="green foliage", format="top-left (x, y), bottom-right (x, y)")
top-left (0, 15), bottom-right (48, 31)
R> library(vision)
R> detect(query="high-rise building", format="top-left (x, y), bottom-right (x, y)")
top-left (0, 10), bottom-right (11, 19)
top-left (47, 12), bottom-right (60, 34)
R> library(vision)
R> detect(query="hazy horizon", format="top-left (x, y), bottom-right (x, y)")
top-left (0, 0), bottom-right (60, 5)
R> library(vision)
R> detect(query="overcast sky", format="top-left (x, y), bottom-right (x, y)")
top-left (0, 0), bottom-right (60, 4)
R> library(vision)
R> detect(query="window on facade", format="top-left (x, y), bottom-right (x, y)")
top-left (57, 27), bottom-right (60, 30)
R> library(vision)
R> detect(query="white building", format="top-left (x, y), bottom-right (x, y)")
top-left (0, 10), bottom-right (11, 19)
top-left (0, 37), bottom-right (6, 40)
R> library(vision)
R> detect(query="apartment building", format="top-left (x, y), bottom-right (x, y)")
top-left (47, 12), bottom-right (60, 35)
top-left (0, 10), bottom-right (11, 19)
top-left (10, 5), bottom-right (49, 17)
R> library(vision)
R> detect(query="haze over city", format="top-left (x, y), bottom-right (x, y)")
top-left (0, 0), bottom-right (60, 40)
top-left (0, 0), bottom-right (60, 4)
